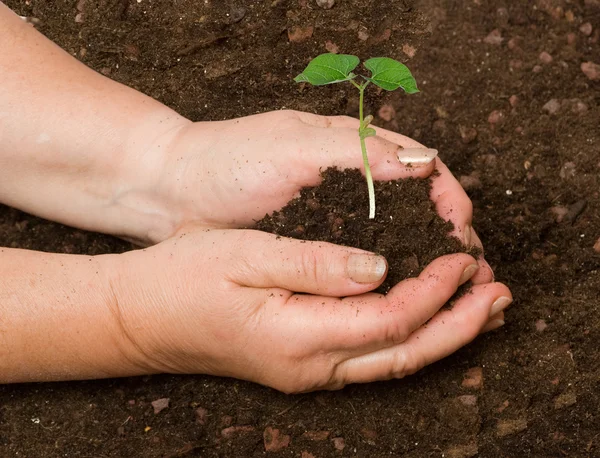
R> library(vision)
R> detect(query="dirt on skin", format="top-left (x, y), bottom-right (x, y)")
top-left (1, 0), bottom-right (600, 457)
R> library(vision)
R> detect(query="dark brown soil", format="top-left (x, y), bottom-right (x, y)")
top-left (255, 168), bottom-right (477, 294)
top-left (2, 0), bottom-right (600, 457)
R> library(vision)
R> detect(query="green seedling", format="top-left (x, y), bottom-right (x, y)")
top-left (295, 53), bottom-right (418, 219)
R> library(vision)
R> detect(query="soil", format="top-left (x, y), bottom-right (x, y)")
top-left (255, 168), bottom-right (478, 295)
top-left (1, 0), bottom-right (599, 457)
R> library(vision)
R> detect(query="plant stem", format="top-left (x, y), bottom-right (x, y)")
top-left (357, 82), bottom-right (376, 219)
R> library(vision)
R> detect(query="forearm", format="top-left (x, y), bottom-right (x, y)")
top-left (0, 3), bottom-right (190, 243)
top-left (0, 247), bottom-right (152, 383)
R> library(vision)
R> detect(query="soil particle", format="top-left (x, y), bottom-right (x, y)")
top-left (315, 0), bottom-right (335, 9)
top-left (496, 418), bottom-right (528, 437)
top-left (461, 367), bottom-right (483, 389)
top-left (221, 425), bottom-right (255, 439)
top-left (554, 391), bottom-right (577, 409)
top-left (263, 426), bottom-right (291, 452)
top-left (332, 437), bottom-right (346, 451)
top-left (483, 29), bottom-right (503, 45)
top-left (542, 98), bottom-right (561, 114)
top-left (581, 61), bottom-right (600, 80)
top-left (151, 398), bottom-right (169, 415)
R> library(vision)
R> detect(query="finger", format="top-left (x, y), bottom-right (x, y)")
top-left (270, 253), bottom-right (479, 356)
top-left (468, 227), bottom-right (495, 284)
top-left (297, 113), bottom-right (426, 149)
top-left (429, 159), bottom-right (473, 244)
top-left (329, 282), bottom-right (512, 387)
top-left (481, 310), bottom-right (505, 333)
top-left (295, 123), bottom-right (437, 182)
top-left (228, 230), bottom-right (387, 296)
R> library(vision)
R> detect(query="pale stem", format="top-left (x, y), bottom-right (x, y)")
top-left (353, 80), bottom-right (376, 219)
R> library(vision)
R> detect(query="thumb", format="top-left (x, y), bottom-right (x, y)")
top-left (228, 230), bottom-right (387, 296)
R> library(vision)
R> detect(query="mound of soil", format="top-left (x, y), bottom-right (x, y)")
top-left (255, 167), bottom-right (476, 294)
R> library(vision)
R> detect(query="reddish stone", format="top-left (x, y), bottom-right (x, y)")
top-left (288, 26), bottom-right (314, 42)
top-left (484, 29), bottom-right (503, 45)
top-left (263, 427), bottom-right (291, 452)
top-left (332, 437), bottom-right (346, 451)
top-left (581, 61), bottom-right (600, 81)
top-left (221, 425), bottom-right (255, 439)
top-left (151, 398), bottom-right (169, 415)
top-left (462, 367), bottom-right (483, 389)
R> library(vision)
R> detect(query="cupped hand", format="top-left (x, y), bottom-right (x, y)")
top-left (149, 110), bottom-right (492, 283)
top-left (115, 227), bottom-right (511, 393)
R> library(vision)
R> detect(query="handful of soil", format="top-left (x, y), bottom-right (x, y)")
top-left (254, 168), bottom-right (477, 294)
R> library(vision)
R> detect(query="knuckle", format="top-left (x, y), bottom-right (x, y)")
top-left (385, 317), bottom-right (411, 345)
top-left (391, 346), bottom-right (424, 379)
top-left (297, 248), bottom-right (323, 285)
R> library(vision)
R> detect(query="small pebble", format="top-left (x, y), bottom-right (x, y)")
top-left (402, 43), bottom-right (417, 58)
top-left (535, 319), bottom-right (548, 332)
top-left (316, 0), bottom-right (335, 8)
top-left (559, 162), bottom-right (576, 179)
top-left (151, 398), bottom-right (169, 415)
top-left (543, 99), bottom-right (561, 114)
top-left (332, 437), bottom-right (346, 451)
top-left (496, 418), bottom-right (528, 437)
top-left (195, 407), bottom-right (208, 425)
top-left (459, 125), bottom-right (478, 144)
top-left (507, 37), bottom-right (520, 50)
top-left (554, 391), bottom-right (577, 409)
top-left (462, 367), bottom-right (483, 389)
top-left (263, 427), bottom-right (290, 452)
top-left (325, 40), bottom-right (339, 53)
top-left (581, 61), bottom-right (600, 80)
top-left (593, 237), bottom-right (600, 253)
top-left (484, 29), bottom-right (503, 45)
top-left (488, 110), bottom-right (505, 125)
top-left (288, 26), bottom-right (314, 42)
top-left (539, 51), bottom-right (553, 64)
top-left (509, 95), bottom-right (519, 107)
top-left (221, 426), bottom-right (255, 439)
top-left (580, 22), bottom-right (593, 36)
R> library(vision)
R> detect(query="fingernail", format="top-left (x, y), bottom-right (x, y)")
top-left (459, 263), bottom-right (479, 284)
top-left (347, 254), bottom-right (387, 284)
top-left (482, 318), bottom-right (505, 333)
top-left (490, 296), bottom-right (512, 318)
top-left (463, 225), bottom-right (472, 246)
top-left (397, 148), bottom-right (438, 167)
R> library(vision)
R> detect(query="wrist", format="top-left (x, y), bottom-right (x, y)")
top-left (101, 108), bottom-right (193, 245)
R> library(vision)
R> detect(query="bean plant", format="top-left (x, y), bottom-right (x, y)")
top-left (295, 54), bottom-right (418, 219)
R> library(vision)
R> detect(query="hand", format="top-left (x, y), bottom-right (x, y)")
top-left (114, 227), bottom-right (511, 393)
top-left (143, 110), bottom-right (492, 283)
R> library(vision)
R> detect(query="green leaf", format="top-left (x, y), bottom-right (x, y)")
top-left (363, 57), bottom-right (419, 93)
top-left (294, 53), bottom-right (360, 86)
